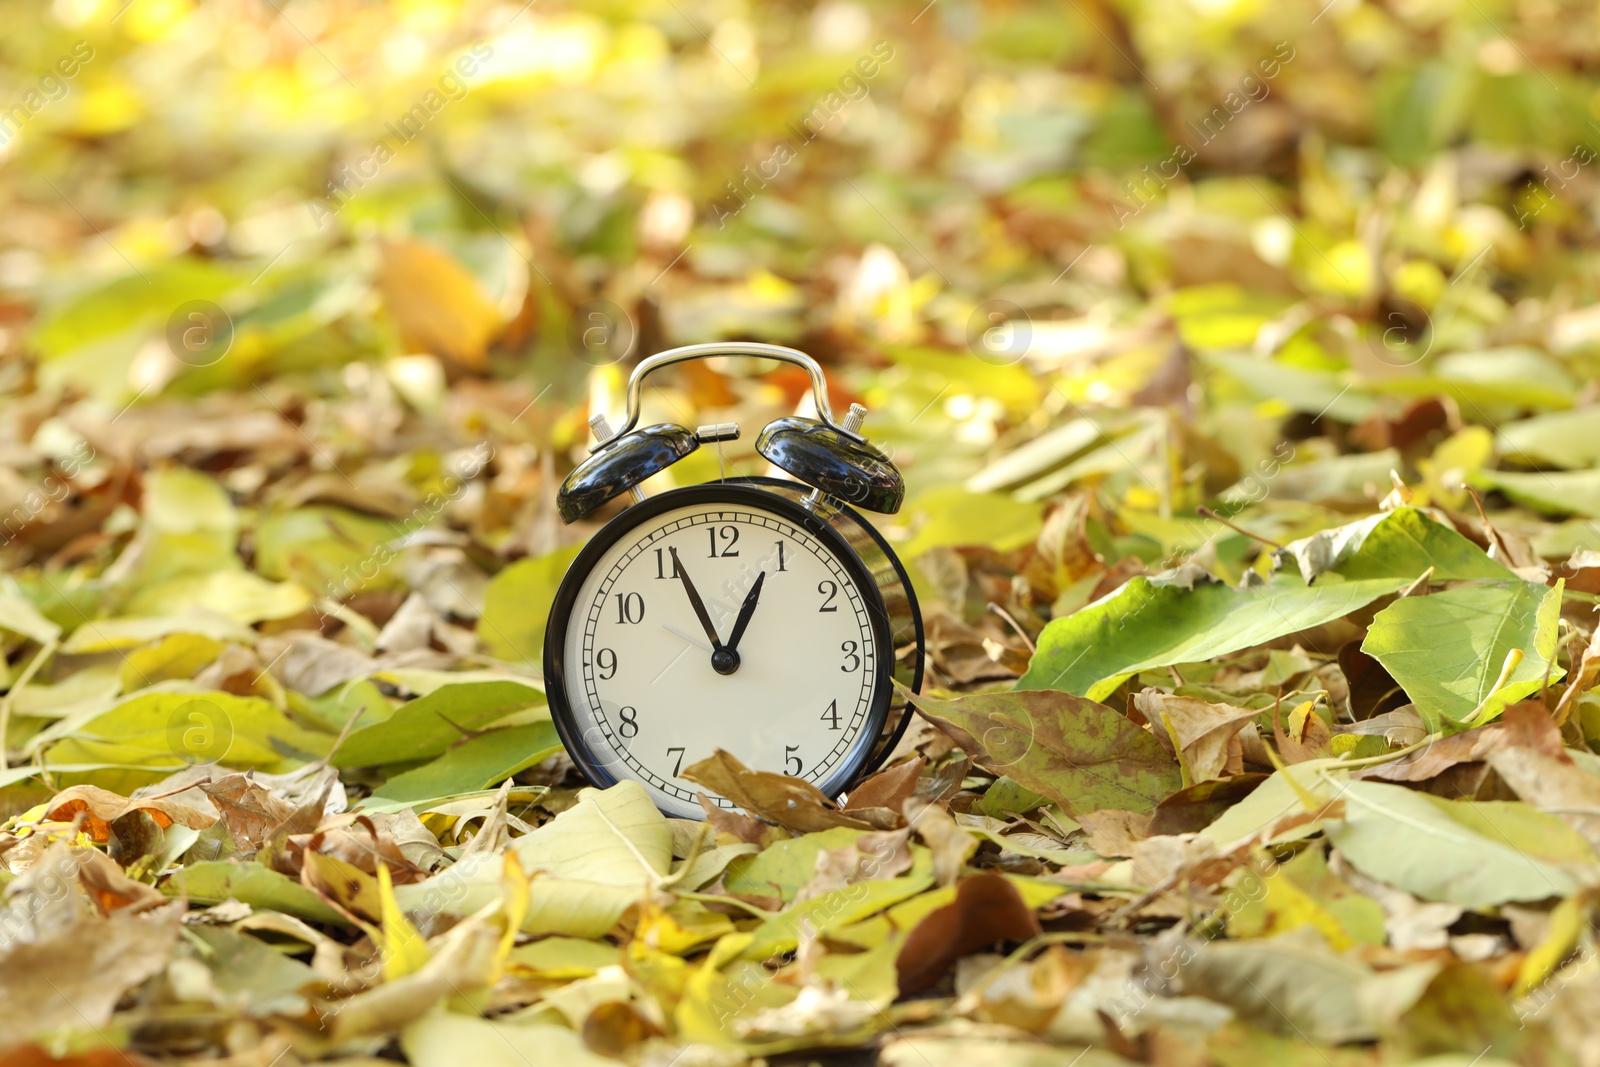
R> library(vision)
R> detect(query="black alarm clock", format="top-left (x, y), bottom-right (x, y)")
top-left (543, 342), bottom-right (925, 820)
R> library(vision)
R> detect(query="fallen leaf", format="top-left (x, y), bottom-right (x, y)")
top-left (912, 688), bottom-right (1182, 816)
top-left (896, 873), bottom-right (1044, 995)
top-left (682, 749), bottom-right (897, 833)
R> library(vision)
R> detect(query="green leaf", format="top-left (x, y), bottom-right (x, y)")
top-left (165, 860), bottom-right (346, 925)
top-left (1185, 939), bottom-right (1377, 1044)
top-left (740, 848), bottom-right (936, 960)
top-left (900, 486), bottom-right (1043, 558)
top-left (1497, 407), bottom-right (1600, 470)
top-left (721, 827), bottom-right (873, 904)
top-left (1275, 506), bottom-right (1514, 584)
top-left (34, 690), bottom-right (332, 792)
top-left (914, 688), bottom-right (1182, 815)
top-left (1469, 469), bottom-right (1600, 519)
top-left (1327, 782), bottom-right (1591, 907)
top-left (1361, 580), bottom-right (1564, 727)
top-left (394, 780), bottom-right (671, 938)
top-left (1020, 573), bottom-right (1402, 701)
top-left (365, 720), bottom-right (562, 808)
top-left (333, 677), bottom-right (544, 767)
top-left (477, 546), bottom-right (582, 663)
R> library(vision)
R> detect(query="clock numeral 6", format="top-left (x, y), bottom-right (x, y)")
top-left (667, 746), bottom-right (686, 776)
top-left (618, 706), bottom-right (639, 738)
top-left (785, 745), bottom-right (803, 776)
top-left (818, 580), bottom-right (839, 612)
top-left (707, 525), bottom-right (740, 558)
top-left (841, 640), bottom-right (861, 672)
top-left (596, 648), bottom-right (617, 680)
top-left (614, 592), bottom-right (645, 624)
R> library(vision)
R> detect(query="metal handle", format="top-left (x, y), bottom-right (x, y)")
top-left (597, 342), bottom-right (859, 450)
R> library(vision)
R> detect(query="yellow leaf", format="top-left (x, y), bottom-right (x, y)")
top-left (378, 862), bottom-right (431, 981)
top-left (1515, 892), bottom-right (1586, 997)
top-left (377, 239), bottom-right (501, 370)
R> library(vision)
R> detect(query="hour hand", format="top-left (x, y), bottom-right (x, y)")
top-left (668, 547), bottom-right (723, 650)
top-left (725, 571), bottom-right (766, 652)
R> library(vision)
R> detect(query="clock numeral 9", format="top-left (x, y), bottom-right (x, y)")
top-left (785, 745), bottom-right (803, 776)
top-left (596, 648), bottom-right (617, 680)
top-left (841, 640), bottom-right (861, 672)
top-left (707, 524), bottom-right (740, 557)
top-left (614, 592), bottom-right (645, 624)
top-left (618, 706), bottom-right (639, 738)
top-left (822, 699), bottom-right (840, 730)
top-left (818, 580), bottom-right (839, 612)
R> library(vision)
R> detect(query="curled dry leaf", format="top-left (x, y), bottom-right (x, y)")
top-left (845, 756), bottom-right (926, 813)
top-left (681, 749), bottom-right (899, 834)
top-left (43, 784), bottom-right (219, 843)
top-left (896, 873), bottom-right (1044, 996)
top-left (1134, 689), bottom-right (1261, 782)
top-left (904, 798), bottom-right (977, 887)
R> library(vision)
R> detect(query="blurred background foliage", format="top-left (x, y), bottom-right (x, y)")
top-left (2, 0), bottom-right (1598, 640)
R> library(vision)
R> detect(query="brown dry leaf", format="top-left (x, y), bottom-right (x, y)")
top-left (582, 1000), bottom-right (663, 1058)
top-left (896, 873), bottom-right (1044, 996)
top-left (325, 917), bottom-right (503, 1041)
top-left (1485, 704), bottom-right (1600, 851)
top-left (845, 756), bottom-right (926, 812)
top-left (74, 848), bottom-right (168, 914)
top-left (696, 793), bottom-right (780, 848)
top-left (0, 845), bottom-right (182, 1046)
top-left (377, 239), bottom-right (502, 370)
top-left (200, 774), bottom-right (305, 853)
top-left (1272, 701), bottom-right (1333, 764)
top-left (904, 799), bottom-right (976, 887)
top-left (1134, 689), bottom-right (1261, 782)
top-left (680, 749), bottom-right (898, 833)
top-left (797, 826), bottom-right (913, 902)
top-left (1555, 624), bottom-right (1600, 726)
top-left (43, 784), bottom-right (219, 843)
top-left (1076, 809), bottom-right (1152, 858)
top-left (258, 634), bottom-right (379, 697)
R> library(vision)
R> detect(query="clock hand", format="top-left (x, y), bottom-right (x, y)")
top-left (667, 546), bottom-right (724, 651)
top-left (662, 623), bottom-right (712, 653)
top-left (724, 571), bottom-right (766, 653)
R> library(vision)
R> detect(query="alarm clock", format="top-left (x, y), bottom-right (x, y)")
top-left (543, 342), bottom-right (925, 820)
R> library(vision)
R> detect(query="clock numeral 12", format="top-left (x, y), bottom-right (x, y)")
top-left (707, 525), bottom-right (740, 557)
top-left (785, 745), bottom-right (803, 776)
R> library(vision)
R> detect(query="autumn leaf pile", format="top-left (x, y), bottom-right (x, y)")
top-left (4, 0), bottom-right (1600, 1064)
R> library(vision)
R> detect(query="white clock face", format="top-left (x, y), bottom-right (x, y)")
top-left (552, 491), bottom-right (889, 820)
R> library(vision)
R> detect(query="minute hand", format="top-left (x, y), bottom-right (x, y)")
top-left (667, 547), bottom-right (723, 649)
top-left (725, 572), bottom-right (766, 652)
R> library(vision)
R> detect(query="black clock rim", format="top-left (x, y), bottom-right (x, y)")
top-left (542, 482), bottom-right (897, 812)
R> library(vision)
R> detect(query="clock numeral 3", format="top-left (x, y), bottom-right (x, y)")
top-left (840, 640), bottom-right (861, 672)
top-left (785, 745), bottom-right (803, 776)
top-left (618, 706), bottom-right (639, 738)
top-left (596, 648), bottom-right (617, 679)
top-left (707, 524), bottom-right (740, 557)
top-left (818, 580), bottom-right (839, 612)
top-left (667, 746), bottom-right (686, 776)
top-left (614, 592), bottom-right (645, 624)
top-left (822, 699), bottom-right (840, 730)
